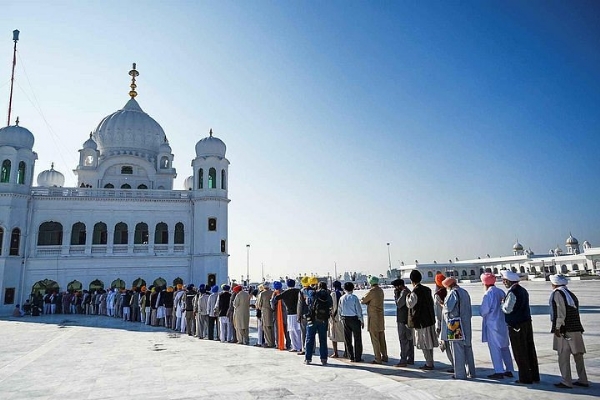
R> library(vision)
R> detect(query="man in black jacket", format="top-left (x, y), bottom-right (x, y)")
top-left (406, 270), bottom-right (438, 370)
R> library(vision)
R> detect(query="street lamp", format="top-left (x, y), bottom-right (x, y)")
top-left (387, 242), bottom-right (392, 277)
top-left (246, 244), bottom-right (250, 285)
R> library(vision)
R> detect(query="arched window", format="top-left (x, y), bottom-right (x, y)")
top-left (17, 161), bottom-right (26, 184)
top-left (221, 169), bottom-right (226, 189)
top-left (111, 279), bottom-right (125, 289)
top-left (530, 266), bottom-right (537, 273)
top-left (208, 168), bottom-right (216, 189)
top-left (561, 264), bottom-right (568, 274)
top-left (104, 183), bottom-right (114, 188)
top-left (519, 266), bottom-right (525, 273)
top-left (198, 168), bottom-right (204, 189)
top-left (221, 239), bottom-right (226, 253)
top-left (1, 160), bottom-right (11, 183)
top-left (549, 265), bottom-right (557, 274)
top-left (470, 269), bottom-right (475, 276)
top-left (511, 266), bottom-right (517, 273)
top-left (154, 222), bottom-right (168, 244)
top-left (9, 228), bottom-right (20, 255)
top-left (572, 264), bottom-right (579, 271)
top-left (37, 222), bottom-right (63, 246)
top-left (93, 222), bottom-right (108, 244)
top-left (493, 267), bottom-right (498, 275)
top-left (121, 166), bottom-right (133, 174)
top-left (89, 279), bottom-right (104, 292)
top-left (427, 271), bottom-right (433, 278)
top-left (132, 278), bottom-right (146, 289)
top-left (174, 222), bottom-right (184, 244)
top-left (137, 184), bottom-right (148, 189)
top-left (134, 222), bottom-right (149, 244)
top-left (160, 156), bottom-right (169, 169)
top-left (0, 227), bottom-right (3, 255)
top-left (461, 270), bottom-right (467, 276)
top-left (114, 222), bottom-right (128, 244)
top-left (70, 222), bottom-right (86, 245)
top-left (121, 183), bottom-right (131, 189)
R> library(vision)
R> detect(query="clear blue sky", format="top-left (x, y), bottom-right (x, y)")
top-left (1, 1), bottom-right (599, 281)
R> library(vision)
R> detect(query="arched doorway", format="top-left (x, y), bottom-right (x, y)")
top-left (561, 265), bottom-right (568, 274)
top-left (132, 277), bottom-right (146, 289)
top-left (172, 277), bottom-right (183, 287)
top-left (207, 274), bottom-right (216, 288)
top-left (31, 279), bottom-right (60, 297)
top-left (111, 278), bottom-right (125, 289)
top-left (89, 279), bottom-right (104, 292)
top-left (67, 280), bottom-right (82, 292)
top-left (153, 277), bottom-right (166, 289)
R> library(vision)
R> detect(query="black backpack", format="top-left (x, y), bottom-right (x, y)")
top-left (311, 290), bottom-right (331, 323)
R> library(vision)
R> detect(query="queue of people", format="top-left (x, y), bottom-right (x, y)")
top-left (21, 270), bottom-right (589, 389)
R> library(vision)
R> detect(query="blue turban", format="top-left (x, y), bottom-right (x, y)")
top-left (286, 279), bottom-right (296, 288)
top-left (211, 285), bottom-right (219, 293)
top-left (223, 285), bottom-right (231, 291)
top-left (273, 281), bottom-right (283, 290)
top-left (333, 280), bottom-right (342, 289)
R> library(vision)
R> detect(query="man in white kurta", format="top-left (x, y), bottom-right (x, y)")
top-left (480, 272), bottom-right (514, 379)
top-left (443, 277), bottom-right (476, 379)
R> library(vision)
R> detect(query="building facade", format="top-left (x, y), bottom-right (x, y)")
top-left (0, 65), bottom-right (230, 313)
top-left (392, 235), bottom-right (600, 283)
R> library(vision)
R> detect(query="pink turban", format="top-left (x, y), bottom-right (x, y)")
top-left (481, 273), bottom-right (496, 286)
top-left (442, 277), bottom-right (457, 288)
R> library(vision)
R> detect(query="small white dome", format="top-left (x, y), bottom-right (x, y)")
top-left (82, 133), bottom-right (97, 150)
top-left (0, 122), bottom-right (35, 150)
top-left (195, 129), bottom-right (226, 158)
top-left (159, 137), bottom-right (172, 153)
top-left (37, 163), bottom-right (65, 187)
top-left (184, 176), bottom-right (193, 190)
top-left (513, 241), bottom-right (523, 251)
top-left (93, 98), bottom-right (165, 156)
top-left (566, 233), bottom-right (578, 245)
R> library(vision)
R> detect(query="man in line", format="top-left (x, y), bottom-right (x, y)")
top-left (257, 282), bottom-right (275, 347)
top-left (233, 285), bottom-right (250, 345)
top-left (339, 281), bottom-right (364, 363)
top-left (501, 270), bottom-right (540, 385)
top-left (443, 277), bottom-right (476, 379)
top-left (274, 279), bottom-right (302, 352)
top-left (434, 273), bottom-right (454, 373)
top-left (361, 276), bottom-right (388, 364)
top-left (304, 281), bottom-right (332, 365)
top-left (406, 270), bottom-right (438, 370)
top-left (296, 277), bottom-right (316, 355)
top-left (480, 272), bottom-right (514, 379)
top-left (391, 278), bottom-right (414, 367)
top-left (549, 274), bottom-right (589, 389)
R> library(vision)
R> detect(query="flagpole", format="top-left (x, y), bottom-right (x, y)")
top-left (7, 30), bottom-right (19, 127)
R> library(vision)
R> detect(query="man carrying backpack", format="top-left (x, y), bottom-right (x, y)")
top-left (304, 281), bottom-right (333, 366)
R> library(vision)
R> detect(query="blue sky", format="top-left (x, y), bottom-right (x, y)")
top-left (1, 1), bottom-right (599, 281)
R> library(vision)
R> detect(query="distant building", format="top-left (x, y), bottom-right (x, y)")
top-left (0, 65), bottom-right (230, 312)
top-left (392, 234), bottom-right (600, 283)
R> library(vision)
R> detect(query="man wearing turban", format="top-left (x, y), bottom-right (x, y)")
top-left (232, 285), bottom-right (250, 345)
top-left (361, 276), bottom-right (388, 364)
top-left (549, 274), bottom-right (589, 388)
top-left (406, 269), bottom-right (438, 370)
top-left (391, 278), bottom-right (414, 367)
top-left (480, 272), bottom-right (514, 379)
top-left (434, 273), bottom-right (453, 372)
top-left (501, 270), bottom-right (540, 384)
top-left (274, 279), bottom-right (302, 352)
top-left (442, 277), bottom-right (476, 379)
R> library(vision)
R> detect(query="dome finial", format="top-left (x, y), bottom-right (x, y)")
top-left (128, 63), bottom-right (139, 98)
top-left (50, 162), bottom-right (54, 170)
top-left (15, 116), bottom-right (19, 126)
top-left (89, 132), bottom-right (92, 139)
top-left (209, 128), bottom-right (213, 137)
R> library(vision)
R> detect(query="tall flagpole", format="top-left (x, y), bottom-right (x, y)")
top-left (7, 30), bottom-right (19, 127)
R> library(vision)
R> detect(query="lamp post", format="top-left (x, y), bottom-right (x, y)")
top-left (246, 244), bottom-right (250, 286)
top-left (387, 242), bottom-right (392, 277)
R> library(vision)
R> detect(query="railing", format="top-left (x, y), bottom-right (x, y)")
top-left (69, 245), bottom-right (85, 255)
top-left (91, 245), bottom-right (107, 254)
top-left (133, 245), bottom-right (148, 253)
top-left (36, 245), bottom-right (62, 256)
top-left (154, 245), bottom-right (168, 253)
top-left (113, 244), bottom-right (128, 254)
top-left (30, 187), bottom-right (192, 200)
top-left (174, 245), bottom-right (185, 253)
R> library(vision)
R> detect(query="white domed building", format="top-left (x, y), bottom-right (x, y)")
top-left (0, 65), bottom-right (230, 311)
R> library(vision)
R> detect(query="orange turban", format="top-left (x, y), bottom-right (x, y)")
top-left (435, 273), bottom-right (446, 287)
top-left (233, 285), bottom-right (243, 293)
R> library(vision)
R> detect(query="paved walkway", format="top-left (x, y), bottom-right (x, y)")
top-left (1, 280), bottom-right (599, 399)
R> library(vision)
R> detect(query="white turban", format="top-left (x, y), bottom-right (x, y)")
top-left (501, 270), bottom-right (520, 282)
top-left (550, 274), bottom-right (568, 286)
